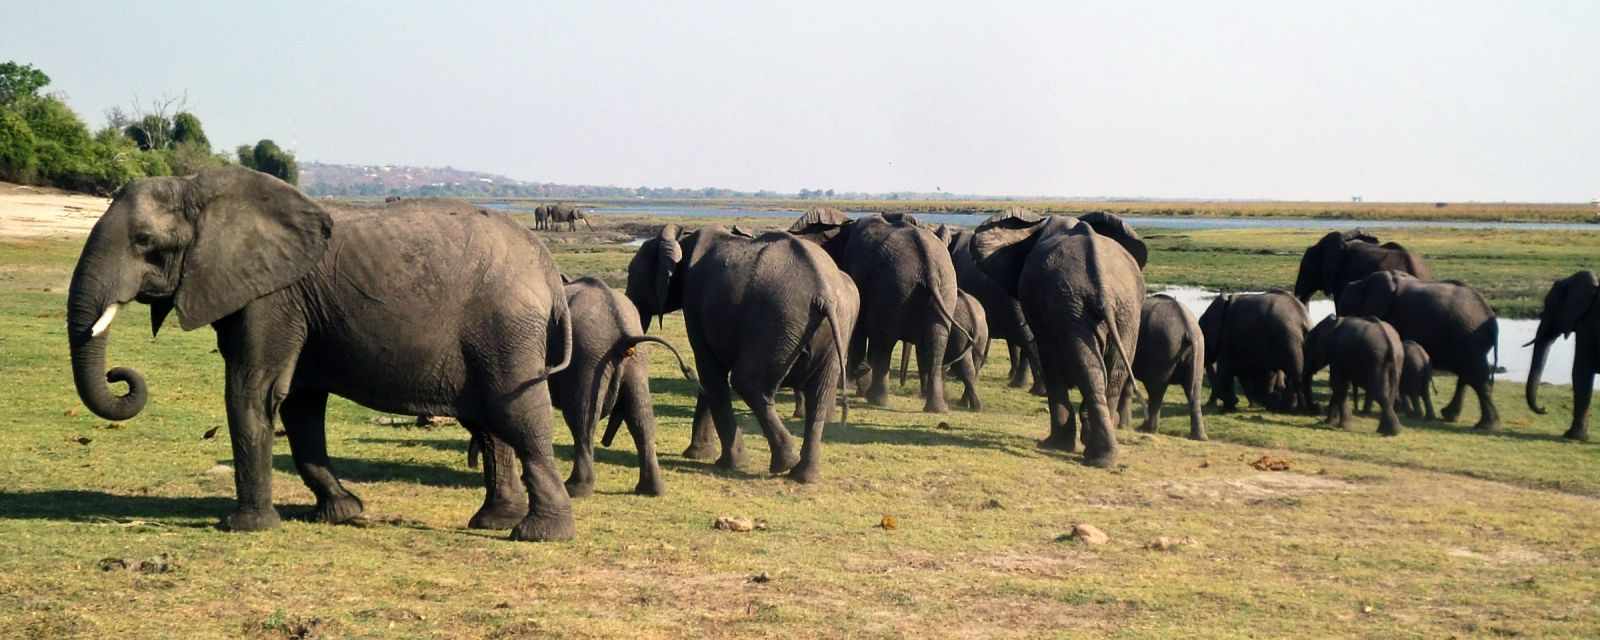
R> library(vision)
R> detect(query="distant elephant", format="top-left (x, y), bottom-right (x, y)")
top-left (1303, 315), bottom-right (1404, 435)
top-left (533, 204), bottom-right (551, 230)
top-left (898, 290), bottom-right (990, 411)
top-left (1294, 229), bottom-right (1431, 304)
top-left (971, 210), bottom-right (1147, 467)
top-left (66, 166), bottom-right (576, 541)
top-left (547, 203), bottom-right (594, 231)
top-left (1526, 270), bottom-right (1597, 441)
top-left (469, 276), bottom-right (699, 498)
top-left (1337, 270), bottom-right (1499, 430)
top-left (627, 224), bottom-right (859, 482)
top-left (1198, 289), bottom-right (1314, 413)
top-left (789, 209), bottom-right (973, 413)
top-left (1116, 294), bottom-right (1206, 440)
top-left (936, 218), bottom-right (1044, 394)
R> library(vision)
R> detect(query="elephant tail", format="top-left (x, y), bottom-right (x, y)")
top-left (590, 335), bottom-right (700, 448)
top-left (818, 295), bottom-right (851, 425)
top-left (899, 341), bottom-right (911, 387)
top-left (1101, 303), bottom-right (1142, 405)
top-left (1489, 316), bottom-right (1500, 388)
top-left (924, 283), bottom-right (975, 366)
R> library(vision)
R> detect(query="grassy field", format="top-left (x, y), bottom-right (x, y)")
top-left (3, 230), bottom-right (1599, 638)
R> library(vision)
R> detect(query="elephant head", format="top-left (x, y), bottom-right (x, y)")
top-left (1302, 315), bottom-right (1341, 389)
top-left (624, 224), bottom-right (686, 331)
top-left (1295, 229), bottom-right (1380, 303)
top-left (788, 207), bottom-right (853, 263)
top-left (1333, 270), bottom-right (1410, 318)
top-left (1526, 271), bottom-right (1599, 414)
top-left (969, 210), bottom-right (1147, 297)
top-left (66, 166), bottom-right (333, 421)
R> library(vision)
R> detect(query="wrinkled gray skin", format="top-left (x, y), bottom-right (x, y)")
top-left (938, 224), bottom-right (1044, 394)
top-left (544, 203), bottom-right (594, 232)
top-left (1526, 270), bottom-right (1598, 441)
top-left (791, 213), bottom-right (972, 413)
top-left (1294, 229), bottom-right (1432, 304)
top-left (1116, 294), bottom-right (1206, 440)
top-left (971, 212), bottom-right (1146, 467)
top-left (898, 290), bottom-right (990, 411)
top-left (1198, 290), bottom-right (1314, 413)
top-left (628, 225), bottom-right (859, 482)
top-left (1399, 340), bottom-right (1436, 419)
top-left (1337, 270), bottom-right (1500, 430)
top-left (66, 166), bottom-right (575, 541)
top-left (1304, 316), bottom-right (1404, 435)
top-left (469, 276), bottom-right (698, 499)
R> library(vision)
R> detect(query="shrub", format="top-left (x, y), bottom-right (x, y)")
top-left (0, 109), bottom-right (36, 182)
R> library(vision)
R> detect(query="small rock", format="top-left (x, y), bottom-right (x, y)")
top-left (936, 421), bottom-right (952, 430)
top-left (1250, 455), bottom-right (1291, 471)
top-left (71, 435), bottom-right (92, 445)
top-left (980, 498), bottom-right (1004, 510)
top-left (201, 426), bottom-right (220, 440)
top-left (714, 516), bottom-right (758, 532)
top-left (205, 464), bottom-right (233, 476)
top-left (97, 557), bottom-right (128, 572)
top-left (878, 515), bottom-right (898, 530)
top-left (1146, 536), bottom-right (1199, 551)
top-left (1199, 459), bottom-right (1210, 469)
top-left (64, 408), bottom-right (78, 417)
top-left (1066, 523), bottom-right (1108, 545)
top-left (137, 554), bottom-right (176, 574)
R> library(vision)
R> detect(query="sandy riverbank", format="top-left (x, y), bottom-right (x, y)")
top-left (0, 182), bottom-right (109, 239)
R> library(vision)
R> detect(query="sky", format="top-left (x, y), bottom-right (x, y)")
top-left (8, 1), bottom-right (1598, 201)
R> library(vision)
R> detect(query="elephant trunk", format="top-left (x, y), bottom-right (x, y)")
top-left (68, 301), bottom-right (148, 421)
top-left (1526, 320), bottom-right (1554, 415)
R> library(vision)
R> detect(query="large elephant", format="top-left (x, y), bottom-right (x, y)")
top-left (1304, 315), bottom-right (1404, 435)
top-left (970, 210), bottom-right (1146, 467)
top-left (1526, 270), bottom-right (1597, 441)
top-left (547, 203), bottom-right (594, 232)
top-left (937, 217), bottom-right (1044, 394)
top-left (789, 209), bottom-right (973, 413)
top-left (1337, 270), bottom-right (1500, 430)
top-left (470, 276), bottom-right (698, 499)
top-left (627, 224), bottom-right (859, 482)
top-left (66, 166), bottom-right (576, 541)
top-left (898, 290), bottom-right (990, 411)
top-left (1294, 229), bottom-right (1431, 304)
top-left (1198, 289), bottom-right (1314, 413)
top-left (1117, 293), bottom-right (1206, 440)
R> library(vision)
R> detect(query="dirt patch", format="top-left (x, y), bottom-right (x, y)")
top-left (0, 184), bottom-right (109, 239)
top-left (1161, 472), bottom-right (1357, 503)
top-left (1446, 547), bottom-right (1549, 565)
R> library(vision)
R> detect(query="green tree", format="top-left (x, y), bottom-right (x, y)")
top-left (166, 140), bottom-right (221, 175)
top-left (170, 112), bottom-right (209, 150)
top-left (0, 61), bottom-right (50, 106)
top-left (0, 110), bottom-right (37, 182)
top-left (236, 143), bottom-right (257, 169)
top-left (249, 139), bottom-right (298, 185)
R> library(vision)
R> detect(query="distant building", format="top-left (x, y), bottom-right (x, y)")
top-left (1352, 196), bottom-right (1363, 203)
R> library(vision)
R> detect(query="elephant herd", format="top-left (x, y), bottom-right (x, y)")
top-left (63, 168), bottom-right (1595, 543)
top-left (534, 203), bottom-right (593, 231)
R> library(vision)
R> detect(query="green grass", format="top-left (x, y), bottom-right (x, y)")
top-left (3, 234), bottom-right (1599, 638)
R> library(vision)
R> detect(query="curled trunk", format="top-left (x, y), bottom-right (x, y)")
top-left (69, 327), bottom-right (147, 421)
top-left (1526, 323), bottom-right (1553, 415)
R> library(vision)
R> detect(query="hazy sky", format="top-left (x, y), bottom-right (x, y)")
top-left (9, 1), bottom-right (1598, 200)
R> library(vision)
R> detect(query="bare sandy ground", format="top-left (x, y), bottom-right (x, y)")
top-left (0, 182), bottom-right (109, 239)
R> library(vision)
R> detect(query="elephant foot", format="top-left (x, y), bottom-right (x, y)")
top-left (1135, 423), bottom-right (1158, 434)
top-left (315, 493), bottom-right (365, 524)
top-left (509, 509), bottom-right (575, 542)
top-left (769, 448), bottom-right (800, 475)
top-left (1081, 451), bottom-right (1117, 468)
top-left (1439, 406), bottom-right (1462, 422)
top-left (1029, 384), bottom-right (1048, 397)
top-left (681, 442), bottom-right (719, 460)
top-left (1472, 418), bottom-right (1501, 432)
top-left (468, 502), bottom-right (529, 530)
top-left (1007, 377), bottom-right (1027, 389)
top-left (922, 401), bottom-right (950, 414)
top-left (222, 506), bottom-right (283, 532)
top-left (1038, 435), bottom-right (1077, 452)
top-left (1378, 426), bottom-right (1401, 437)
top-left (633, 477), bottom-right (666, 497)
top-left (866, 392), bottom-right (891, 408)
top-left (786, 462), bottom-right (821, 484)
top-left (564, 480), bottom-right (596, 499)
top-left (715, 450), bottom-right (746, 471)
top-left (1563, 427), bottom-right (1590, 441)
top-left (1187, 430), bottom-right (1208, 442)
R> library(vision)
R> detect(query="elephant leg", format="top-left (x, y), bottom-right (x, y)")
top-left (1470, 373), bottom-right (1500, 431)
top-left (216, 326), bottom-right (304, 533)
top-left (1358, 388), bottom-right (1372, 415)
top-left (562, 403), bottom-right (596, 499)
top-left (919, 320), bottom-right (952, 414)
top-left (1074, 337), bottom-right (1119, 468)
top-left (1039, 346), bottom-right (1077, 451)
top-left (682, 394), bottom-right (722, 460)
top-left (467, 427), bottom-right (529, 529)
top-left (1323, 371), bottom-right (1344, 427)
top-left (1332, 375), bottom-right (1353, 430)
top-left (1182, 365), bottom-right (1207, 441)
top-left (1423, 387), bottom-right (1437, 421)
top-left (789, 365), bottom-right (840, 484)
top-left (864, 338), bottom-right (895, 408)
top-left (1006, 341), bottom-right (1027, 388)
top-left (1374, 379), bottom-right (1401, 437)
top-left (1139, 381), bottom-right (1166, 434)
top-left (618, 363), bottom-right (666, 496)
top-left (731, 375), bottom-right (799, 475)
top-left (1568, 359), bottom-right (1594, 441)
top-left (698, 367), bottom-right (747, 471)
top-left (1214, 362), bottom-right (1239, 413)
top-left (1026, 343), bottom-right (1047, 396)
top-left (483, 383), bottom-right (574, 542)
top-left (956, 350), bottom-right (982, 412)
top-left (281, 390), bottom-right (363, 524)
top-left (1440, 377), bottom-right (1467, 422)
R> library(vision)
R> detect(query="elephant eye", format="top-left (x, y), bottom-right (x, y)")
top-left (133, 231), bottom-right (155, 248)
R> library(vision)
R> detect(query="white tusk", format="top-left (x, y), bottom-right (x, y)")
top-left (90, 303), bottom-right (120, 337)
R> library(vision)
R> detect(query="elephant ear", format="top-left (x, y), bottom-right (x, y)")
top-left (881, 212), bottom-right (921, 227)
top-left (1077, 211), bottom-right (1147, 269)
top-left (1555, 271), bottom-right (1600, 336)
top-left (972, 213), bottom-right (1048, 296)
top-left (934, 223), bottom-right (952, 245)
top-left (788, 206), bottom-right (849, 235)
top-left (559, 272), bottom-right (573, 285)
top-left (729, 225), bottom-right (755, 238)
top-left (175, 167), bottom-right (333, 330)
top-left (1341, 228), bottom-right (1379, 244)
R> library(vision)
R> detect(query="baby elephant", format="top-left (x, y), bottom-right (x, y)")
top-left (1398, 340), bottom-right (1435, 419)
top-left (898, 291), bottom-right (989, 411)
top-left (1118, 294), bottom-right (1206, 440)
top-left (1304, 315), bottom-right (1404, 436)
top-left (471, 277), bottom-right (697, 498)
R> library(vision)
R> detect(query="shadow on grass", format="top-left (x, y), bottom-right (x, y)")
top-left (351, 438), bottom-right (647, 470)
top-left (271, 454), bottom-right (480, 489)
top-left (0, 490), bottom-right (232, 525)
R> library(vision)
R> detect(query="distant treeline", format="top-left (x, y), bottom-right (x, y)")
top-left (0, 60), bottom-right (297, 195)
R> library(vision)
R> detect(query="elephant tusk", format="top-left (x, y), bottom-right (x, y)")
top-left (90, 303), bottom-right (120, 337)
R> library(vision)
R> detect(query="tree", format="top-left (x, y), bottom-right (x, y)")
top-left (0, 61), bottom-right (50, 106)
top-left (248, 139), bottom-right (298, 185)
top-left (170, 112), bottom-right (209, 150)
top-left (0, 110), bottom-right (36, 182)
top-left (235, 144), bottom-right (257, 169)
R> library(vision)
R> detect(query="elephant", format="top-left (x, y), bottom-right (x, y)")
top-left (936, 218), bottom-right (1044, 394)
top-left (547, 203), bottom-right (594, 232)
top-left (627, 224), bottom-right (859, 482)
top-left (1294, 229), bottom-right (1431, 304)
top-left (970, 210), bottom-right (1147, 467)
top-left (1399, 340), bottom-right (1436, 419)
top-left (1336, 270), bottom-right (1500, 430)
top-left (1115, 293), bottom-right (1206, 440)
top-left (1303, 315), bottom-right (1404, 435)
top-left (1525, 270), bottom-right (1597, 441)
top-left (1198, 289), bottom-right (1314, 413)
top-left (789, 209), bottom-right (973, 413)
top-left (468, 276), bottom-right (699, 498)
top-left (533, 204), bottom-right (551, 231)
top-left (897, 290), bottom-right (990, 411)
top-left (66, 166), bottom-right (576, 541)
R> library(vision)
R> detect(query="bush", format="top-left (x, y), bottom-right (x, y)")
top-left (0, 109), bottom-right (36, 182)
top-left (170, 112), bottom-right (209, 150)
top-left (250, 139), bottom-right (298, 185)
